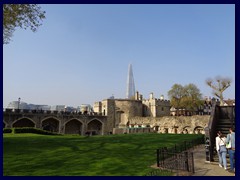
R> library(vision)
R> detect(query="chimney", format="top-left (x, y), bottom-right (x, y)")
top-left (160, 95), bottom-right (164, 100)
top-left (150, 92), bottom-right (154, 99)
top-left (135, 91), bottom-right (139, 100)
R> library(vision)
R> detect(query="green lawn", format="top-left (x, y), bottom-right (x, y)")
top-left (3, 133), bottom-right (203, 176)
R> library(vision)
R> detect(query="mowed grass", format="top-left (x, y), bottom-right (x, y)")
top-left (3, 133), bottom-right (203, 176)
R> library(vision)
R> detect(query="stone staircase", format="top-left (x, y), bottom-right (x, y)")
top-left (215, 106), bottom-right (235, 136)
top-left (215, 118), bottom-right (234, 136)
top-left (204, 104), bottom-right (235, 162)
top-left (212, 106), bottom-right (235, 161)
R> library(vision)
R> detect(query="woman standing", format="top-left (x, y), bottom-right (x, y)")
top-left (215, 131), bottom-right (227, 170)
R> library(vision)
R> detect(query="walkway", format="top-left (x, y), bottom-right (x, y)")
top-left (151, 144), bottom-right (235, 176)
top-left (192, 144), bottom-right (235, 176)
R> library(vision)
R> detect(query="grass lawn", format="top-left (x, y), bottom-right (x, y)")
top-left (3, 133), bottom-right (203, 176)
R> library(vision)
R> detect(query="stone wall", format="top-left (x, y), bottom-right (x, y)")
top-left (113, 127), bottom-right (154, 134)
top-left (100, 99), bottom-right (143, 128)
top-left (114, 99), bottom-right (142, 126)
top-left (128, 115), bottom-right (210, 134)
top-left (142, 93), bottom-right (171, 117)
top-left (3, 111), bottom-right (110, 135)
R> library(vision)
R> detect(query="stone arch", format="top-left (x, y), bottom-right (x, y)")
top-left (154, 125), bottom-right (160, 132)
top-left (87, 119), bottom-right (103, 135)
top-left (164, 127), bottom-right (169, 134)
top-left (41, 117), bottom-right (60, 133)
top-left (12, 117), bottom-right (36, 128)
top-left (194, 126), bottom-right (204, 134)
top-left (173, 125), bottom-right (179, 134)
top-left (182, 126), bottom-right (191, 134)
top-left (64, 119), bottom-right (83, 135)
top-left (161, 122), bottom-right (169, 134)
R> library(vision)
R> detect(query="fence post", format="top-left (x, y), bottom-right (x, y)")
top-left (184, 151), bottom-right (189, 171)
top-left (191, 152), bottom-right (195, 173)
top-left (162, 147), bottom-right (166, 165)
top-left (175, 156), bottom-right (179, 176)
top-left (157, 149), bottom-right (160, 167)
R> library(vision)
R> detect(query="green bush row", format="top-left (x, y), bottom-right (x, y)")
top-left (3, 127), bottom-right (60, 135)
top-left (3, 128), bottom-right (12, 133)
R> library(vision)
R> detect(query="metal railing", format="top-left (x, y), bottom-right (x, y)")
top-left (157, 149), bottom-right (194, 175)
top-left (144, 169), bottom-right (173, 176)
top-left (156, 138), bottom-right (204, 175)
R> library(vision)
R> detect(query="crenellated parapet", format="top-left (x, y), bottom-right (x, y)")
top-left (142, 92), bottom-right (171, 117)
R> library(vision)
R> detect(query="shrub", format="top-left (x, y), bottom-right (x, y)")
top-left (3, 128), bottom-right (12, 133)
top-left (13, 127), bottom-right (60, 135)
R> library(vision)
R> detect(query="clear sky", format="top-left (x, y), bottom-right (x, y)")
top-left (3, 4), bottom-right (235, 108)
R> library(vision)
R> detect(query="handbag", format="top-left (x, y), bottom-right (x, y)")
top-left (226, 134), bottom-right (232, 149)
top-left (226, 141), bottom-right (231, 149)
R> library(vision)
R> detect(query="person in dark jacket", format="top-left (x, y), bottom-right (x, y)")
top-left (226, 127), bottom-right (235, 173)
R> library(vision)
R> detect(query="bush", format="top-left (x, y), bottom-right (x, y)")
top-left (13, 127), bottom-right (60, 135)
top-left (3, 128), bottom-right (12, 133)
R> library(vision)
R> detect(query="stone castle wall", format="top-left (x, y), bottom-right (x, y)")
top-left (128, 115), bottom-right (210, 134)
top-left (115, 99), bottom-right (142, 126)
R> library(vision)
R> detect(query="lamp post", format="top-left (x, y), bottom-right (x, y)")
top-left (18, 97), bottom-right (21, 111)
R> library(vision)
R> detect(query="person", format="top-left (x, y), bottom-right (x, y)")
top-left (215, 131), bottom-right (227, 170)
top-left (226, 127), bottom-right (235, 173)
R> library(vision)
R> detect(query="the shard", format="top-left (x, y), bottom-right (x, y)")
top-left (126, 64), bottom-right (135, 99)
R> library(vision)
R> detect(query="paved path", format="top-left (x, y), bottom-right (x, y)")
top-left (192, 144), bottom-right (235, 176)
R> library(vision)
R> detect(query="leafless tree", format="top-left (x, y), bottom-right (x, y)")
top-left (206, 76), bottom-right (231, 106)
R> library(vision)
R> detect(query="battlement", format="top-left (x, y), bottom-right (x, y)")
top-left (3, 108), bottom-right (101, 116)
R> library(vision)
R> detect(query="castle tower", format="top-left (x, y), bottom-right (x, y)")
top-left (126, 64), bottom-right (135, 99)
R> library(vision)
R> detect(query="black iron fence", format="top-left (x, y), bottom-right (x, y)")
top-left (156, 137), bottom-right (204, 175)
top-left (144, 169), bottom-right (173, 176)
top-left (157, 149), bottom-right (194, 174)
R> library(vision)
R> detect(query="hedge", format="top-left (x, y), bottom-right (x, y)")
top-left (3, 128), bottom-right (12, 133)
top-left (3, 127), bottom-right (61, 135)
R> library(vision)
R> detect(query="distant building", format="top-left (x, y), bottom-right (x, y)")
top-left (77, 104), bottom-right (93, 115)
top-left (51, 105), bottom-right (65, 112)
top-left (170, 97), bottom-right (215, 116)
top-left (64, 106), bottom-right (76, 112)
top-left (93, 91), bottom-right (171, 128)
top-left (6, 101), bottom-right (50, 111)
top-left (93, 102), bottom-right (102, 115)
top-left (28, 104), bottom-right (51, 111)
top-left (223, 99), bottom-right (235, 106)
top-left (142, 92), bottom-right (171, 117)
top-left (7, 101), bottom-right (29, 110)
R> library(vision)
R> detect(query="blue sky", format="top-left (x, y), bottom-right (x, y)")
top-left (3, 4), bottom-right (235, 108)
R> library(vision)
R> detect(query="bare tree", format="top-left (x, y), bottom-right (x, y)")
top-left (206, 76), bottom-right (231, 106)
